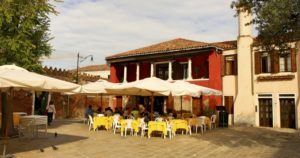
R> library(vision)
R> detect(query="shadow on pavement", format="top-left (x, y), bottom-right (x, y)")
top-left (191, 126), bottom-right (300, 157)
top-left (1, 119), bottom-right (88, 155)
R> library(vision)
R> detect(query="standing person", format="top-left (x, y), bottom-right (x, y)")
top-left (46, 101), bottom-right (56, 126)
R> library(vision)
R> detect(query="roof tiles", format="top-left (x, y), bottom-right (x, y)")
top-left (106, 38), bottom-right (237, 60)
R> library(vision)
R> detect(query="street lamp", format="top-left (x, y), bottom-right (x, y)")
top-left (76, 52), bottom-right (93, 83)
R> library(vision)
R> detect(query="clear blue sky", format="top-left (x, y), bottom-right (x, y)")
top-left (42, 0), bottom-right (239, 70)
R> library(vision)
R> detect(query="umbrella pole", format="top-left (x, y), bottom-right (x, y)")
top-left (151, 93), bottom-right (154, 121)
top-left (100, 94), bottom-right (103, 110)
top-left (67, 95), bottom-right (70, 118)
top-left (181, 96), bottom-right (183, 117)
top-left (31, 91), bottom-right (35, 115)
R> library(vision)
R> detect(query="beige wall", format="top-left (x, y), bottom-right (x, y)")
top-left (222, 49), bottom-right (238, 98)
top-left (224, 10), bottom-right (300, 129)
top-left (252, 42), bottom-right (300, 128)
top-left (83, 70), bottom-right (110, 79)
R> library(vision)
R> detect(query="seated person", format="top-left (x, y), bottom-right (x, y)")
top-left (138, 104), bottom-right (146, 116)
top-left (96, 106), bottom-right (102, 114)
top-left (131, 107), bottom-right (139, 118)
top-left (104, 107), bottom-right (113, 116)
top-left (143, 111), bottom-right (150, 123)
top-left (123, 107), bottom-right (130, 119)
top-left (85, 105), bottom-right (94, 118)
top-left (114, 107), bottom-right (122, 115)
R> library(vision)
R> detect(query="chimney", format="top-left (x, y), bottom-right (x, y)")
top-left (234, 8), bottom-right (255, 126)
top-left (238, 8), bottom-right (252, 37)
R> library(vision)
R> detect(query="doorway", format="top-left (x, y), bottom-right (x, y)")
top-left (154, 96), bottom-right (165, 115)
top-left (35, 92), bottom-right (48, 115)
top-left (280, 98), bottom-right (296, 128)
top-left (224, 96), bottom-right (234, 114)
top-left (258, 98), bottom-right (273, 127)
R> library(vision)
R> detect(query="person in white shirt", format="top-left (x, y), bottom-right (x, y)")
top-left (46, 101), bottom-right (56, 125)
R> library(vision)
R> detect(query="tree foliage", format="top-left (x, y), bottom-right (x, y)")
top-left (0, 0), bottom-right (58, 72)
top-left (231, 0), bottom-right (300, 51)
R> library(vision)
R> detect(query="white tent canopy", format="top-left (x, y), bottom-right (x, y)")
top-left (171, 80), bottom-right (222, 97)
top-left (81, 77), bottom-right (222, 97)
top-left (80, 80), bottom-right (110, 94)
top-left (106, 77), bottom-right (172, 96)
top-left (0, 65), bottom-right (81, 93)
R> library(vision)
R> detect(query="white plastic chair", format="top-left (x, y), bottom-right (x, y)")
top-left (188, 118), bottom-right (199, 134)
top-left (97, 114), bottom-right (104, 117)
top-left (210, 114), bottom-right (217, 129)
top-left (83, 117), bottom-right (88, 124)
top-left (197, 116), bottom-right (206, 134)
top-left (124, 119), bottom-right (133, 137)
top-left (88, 115), bottom-right (95, 131)
top-left (155, 117), bottom-right (163, 122)
top-left (166, 120), bottom-right (173, 139)
top-left (140, 118), bottom-right (148, 138)
top-left (113, 115), bottom-right (121, 135)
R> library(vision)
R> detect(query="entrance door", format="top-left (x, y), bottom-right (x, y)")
top-left (224, 96), bottom-right (234, 114)
top-left (280, 98), bottom-right (296, 128)
top-left (192, 97), bottom-right (202, 116)
top-left (259, 98), bottom-right (273, 127)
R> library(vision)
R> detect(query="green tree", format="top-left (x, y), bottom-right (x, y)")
top-left (231, 0), bottom-right (300, 51)
top-left (0, 0), bottom-right (58, 138)
top-left (0, 0), bottom-right (58, 72)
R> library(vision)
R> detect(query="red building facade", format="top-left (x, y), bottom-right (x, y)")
top-left (106, 38), bottom-right (236, 115)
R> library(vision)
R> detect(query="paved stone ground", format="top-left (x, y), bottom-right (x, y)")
top-left (2, 119), bottom-right (300, 158)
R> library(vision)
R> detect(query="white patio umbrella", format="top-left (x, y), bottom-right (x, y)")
top-left (106, 77), bottom-right (172, 96)
top-left (106, 77), bottom-right (172, 119)
top-left (170, 80), bottom-right (222, 115)
top-left (0, 65), bottom-right (81, 93)
top-left (80, 80), bottom-right (109, 94)
top-left (0, 64), bottom-right (81, 156)
top-left (80, 80), bottom-right (118, 108)
top-left (171, 80), bottom-right (222, 97)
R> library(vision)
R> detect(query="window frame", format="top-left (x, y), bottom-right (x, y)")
top-left (222, 54), bottom-right (237, 76)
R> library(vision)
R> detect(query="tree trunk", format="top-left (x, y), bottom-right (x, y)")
top-left (1, 90), bottom-right (18, 137)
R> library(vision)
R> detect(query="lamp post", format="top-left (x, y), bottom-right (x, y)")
top-left (76, 52), bottom-right (93, 83)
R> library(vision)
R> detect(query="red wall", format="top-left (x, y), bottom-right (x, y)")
top-left (110, 64), bottom-right (124, 83)
top-left (140, 62), bottom-right (150, 80)
top-left (110, 49), bottom-right (222, 108)
top-left (190, 50), bottom-right (222, 108)
top-left (110, 64), bottom-right (118, 83)
top-left (127, 63), bottom-right (136, 82)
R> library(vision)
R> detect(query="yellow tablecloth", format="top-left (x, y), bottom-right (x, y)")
top-left (171, 119), bottom-right (189, 135)
top-left (148, 121), bottom-right (167, 138)
top-left (120, 119), bottom-right (140, 135)
top-left (93, 116), bottom-right (112, 130)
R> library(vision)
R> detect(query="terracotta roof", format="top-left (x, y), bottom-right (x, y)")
top-left (106, 38), bottom-right (237, 60)
top-left (211, 40), bottom-right (237, 50)
top-left (77, 64), bottom-right (109, 72)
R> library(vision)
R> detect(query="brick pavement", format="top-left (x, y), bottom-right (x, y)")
top-left (3, 119), bottom-right (300, 158)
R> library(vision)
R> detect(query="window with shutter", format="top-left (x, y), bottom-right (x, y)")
top-left (255, 52), bottom-right (262, 74)
top-left (271, 51), bottom-right (279, 73)
top-left (278, 49), bottom-right (296, 72)
top-left (261, 52), bottom-right (271, 73)
top-left (256, 48), bottom-right (296, 74)
top-left (221, 55), bottom-right (225, 76)
top-left (291, 48), bottom-right (297, 72)
top-left (223, 55), bottom-right (237, 76)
